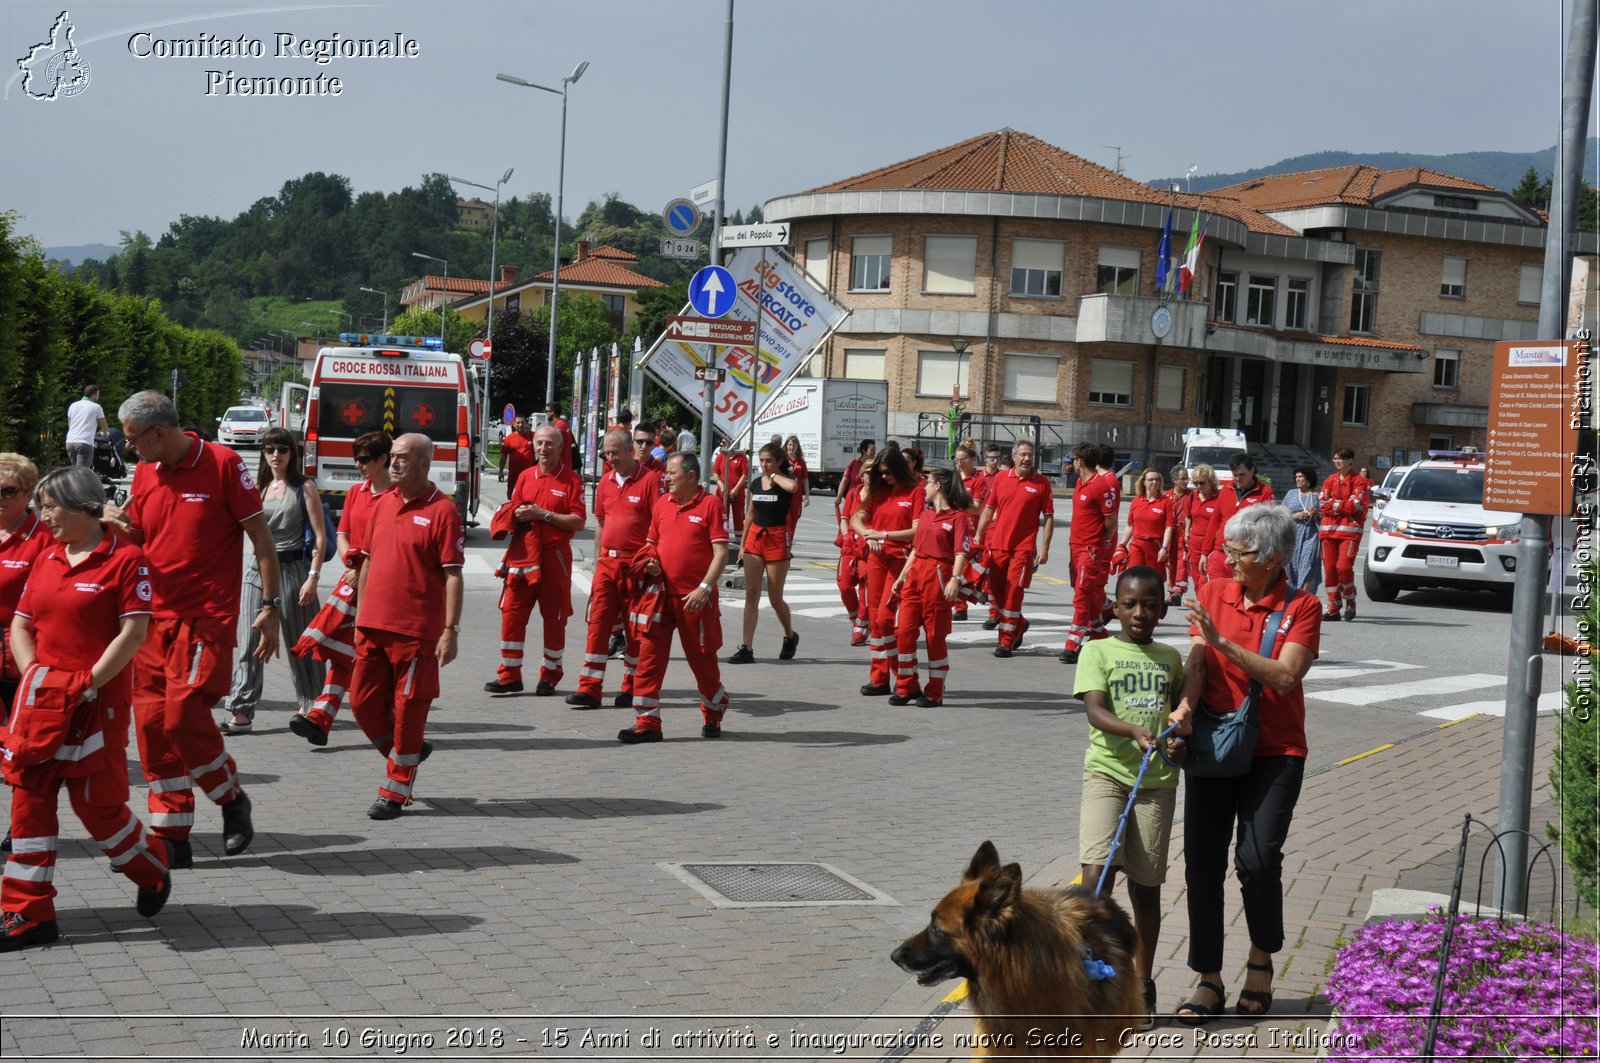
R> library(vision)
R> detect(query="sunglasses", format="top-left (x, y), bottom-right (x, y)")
top-left (634, 438), bottom-right (652, 446)
top-left (263, 445), bottom-right (293, 456)
top-left (0, 485), bottom-right (21, 500)
top-left (354, 453), bottom-right (386, 465)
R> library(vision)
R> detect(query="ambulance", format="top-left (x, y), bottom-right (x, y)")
top-left (283, 333), bottom-right (486, 524)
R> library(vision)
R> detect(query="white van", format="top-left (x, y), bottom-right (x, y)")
top-left (1181, 427), bottom-right (1249, 485)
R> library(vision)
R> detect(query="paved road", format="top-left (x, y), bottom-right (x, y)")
top-left (0, 474), bottom-right (1578, 1061)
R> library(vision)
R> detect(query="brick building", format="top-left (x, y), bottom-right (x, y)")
top-left (764, 129), bottom-right (1595, 473)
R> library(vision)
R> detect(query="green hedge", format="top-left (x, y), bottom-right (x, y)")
top-left (1549, 556), bottom-right (1600, 911)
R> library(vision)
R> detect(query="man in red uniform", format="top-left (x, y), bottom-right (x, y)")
top-left (1318, 447), bottom-right (1368, 621)
top-left (485, 425), bottom-right (586, 696)
top-left (547, 402), bottom-right (578, 472)
top-left (712, 443), bottom-right (749, 548)
top-left (1210, 452), bottom-right (1276, 577)
top-left (634, 423), bottom-right (666, 476)
top-left (1060, 441), bottom-right (1118, 664)
top-left (619, 452), bottom-right (731, 743)
top-left (1164, 464), bottom-right (1192, 606)
top-left (973, 439), bottom-right (1054, 658)
top-left (952, 442), bottom-right (988, 623)
top-left (350, 433), bottom-right (464, 820)
top-left (567, 429), bottom-right (663, 710)
top-left (497, 415), bottom-right (535, 489)
top-left (104, 391), bottom-right (276, 864)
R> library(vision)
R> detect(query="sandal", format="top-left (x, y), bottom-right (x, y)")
top-left (1175, 979), bottom-right (1226, 1026)
top-left (1236, 959), bottom-right (1274, 1016)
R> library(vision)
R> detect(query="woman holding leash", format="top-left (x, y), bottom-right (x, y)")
top-left (726, 442), bottom-right (800, 665)
top-left (886, 467), bottom-right (972, 707)
top-left (1171, 504), bottom-right (1322, 1024)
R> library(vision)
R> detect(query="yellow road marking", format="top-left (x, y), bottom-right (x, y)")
top-left (1337, 744), bottom-right (1393, 766)
top-left (1436, 714), bottom-right (1480, 727)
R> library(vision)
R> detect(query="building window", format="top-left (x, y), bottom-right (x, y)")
top-left (1433, 349), bottom-right (1460, 389)
top-left (843, 347), bottom-right (885, 380)
top-left (1246, 275), bottom-right (1277, 327)
top-left (1284, 278), bottom-right (1309, 330)
top-left (1002, 353), bottom-right (1059, 401)
top-left (923, 235), bottom-right (977, 295)
top-left (602, 294), bottom-right (626, 332)
top-left (850, 235), bottom-right (892, 292)
top-left (1156, 364), bottom-right (1185, 411)
top-left (1214, 272), bottom-right (1238, 323)
top-left (1440, 256), bottom-right (1467, 298)
top-left (1088, 359), bottom-right (1134, 407)
top-left (1010, 238), bottom-right (1064, 297)
top-left (804, 238), bottom-right (830, 289)
top-left (1433, 194), bottom-right (1479, 211)
top-left (1428, 434), bottom-right (1454, 451)
top-left (916, 350), bottom-right (970, 397)
top-left (1096, 246), bottom-right (1140, 296)
top-left (1342, 383), bottom-right (1370, 426)
top-left (506, 293), bottom-right (520, 314)
top-left (1350, 249), bottom-right (1380, 333)
top-left (1519, 263), bottom-right (1542, 304)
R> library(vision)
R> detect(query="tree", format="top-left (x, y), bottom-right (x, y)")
top-left (627, 281), bottom-right (688, 347)
top-left (390, 303), bottom-right (480, 354)
top-left (1548, 556), bottom-right (1600, 910)
top-left (1513, 165), bottom-right (1552, 210)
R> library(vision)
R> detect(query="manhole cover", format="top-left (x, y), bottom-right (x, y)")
top-left (664, 861), bottom-right (897, 908)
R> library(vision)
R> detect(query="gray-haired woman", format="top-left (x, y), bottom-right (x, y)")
top-left (1171, 504), bottom-right (1324, 1025)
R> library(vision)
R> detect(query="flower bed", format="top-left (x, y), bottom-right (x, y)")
top-left (1325, 912), bottom-right (1598, 1060)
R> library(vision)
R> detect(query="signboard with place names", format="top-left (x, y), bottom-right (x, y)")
top-left (1484, 339), bottom-right (1584, 514)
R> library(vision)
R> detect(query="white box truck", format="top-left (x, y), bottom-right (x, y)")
top-left (754, 378), bottom-right (889, 493)
top-left (1181, 427), bottom-right (1249, 486)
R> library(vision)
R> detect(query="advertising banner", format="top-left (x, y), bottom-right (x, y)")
top-left (585, 347), bottom-right (602, 480)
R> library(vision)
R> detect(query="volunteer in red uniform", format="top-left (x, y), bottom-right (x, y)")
top-left (619, 452), bottom-right (731, 743)
top-left (1118, 469), bottom-right (1173, 572)
top-left (850, 448), bottom-right (922, 695)
top-left (350, 434), bottom-right (464, 820)
top-left (547, 402), bottom-right (578, 471)
top-left (1186, 465), bottom-right (1226, 591)
top-left (726, 443), bottom-right (800, 664)
top-left (1, 467), bottom-right (169, 950)
top-left (712, 445), bottom-right (749, 545)
top-left (1209, 454), bottom-right (1276, 579)
top-left (567, 429), bottom-right (662, 709)
top-left (1059, 441), bottom-right (1115, 664)
top-left (783, 435), bottom-right (809, 534)
top-left (834, 438), bottom-right (876, 514)
top-left (485, 426), bottom-right (586, 696)
top-left (0, 454), bottom-right (48, 717)
top-left (977, 444), bottom-right (1006, 627)
top-left (951, 442), bottom-right (988, 623)
top-left (1317, 447), bottom-right (1368, 622)
top-left (974, 439), bottom-right (1055, 659)
top-left (105, 391), bottom-right (274, 865)
top-left (887, 468), bottom-right (972, 708)
top-left (836, 464), bottom-right (871, 647)
top-left (497, 416), bottom-right (535, 488)
top-left (1164, 464), bottom-right (1192, 605)
top-left (635, 424), bottom-right (666, 476)
top-left (291, 431), bottom-right (391, 744)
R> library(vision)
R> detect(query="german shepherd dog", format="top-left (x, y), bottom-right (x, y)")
top-left (891, 841), bottom-right (1143, 1061)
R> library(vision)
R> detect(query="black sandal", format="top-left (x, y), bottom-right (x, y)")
top-left (1236, 959), bottom-right (1274, 1015)
top-left (1175, 979), bottom-right (1226, 1026)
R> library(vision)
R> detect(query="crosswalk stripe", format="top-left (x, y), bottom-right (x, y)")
top-left (1420, 690), bottom-right (1565, 721)
top-left (1313, 673), bottom-right (1505, 707)
top-left (1305, 660), bottom-right (1421, 683)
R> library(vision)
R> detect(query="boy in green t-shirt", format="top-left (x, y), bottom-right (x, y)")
top-left (1074, 565), bottom-right (1185, 1029)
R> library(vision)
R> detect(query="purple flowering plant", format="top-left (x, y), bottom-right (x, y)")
top-left (1325, 910), bottom-right (1598, 1060)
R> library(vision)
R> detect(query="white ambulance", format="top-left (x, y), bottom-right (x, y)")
top-left (283, 333), bottom-right (486, 524)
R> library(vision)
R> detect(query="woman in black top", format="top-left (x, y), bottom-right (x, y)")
top-left (726, 443), bottom-right (800, 664)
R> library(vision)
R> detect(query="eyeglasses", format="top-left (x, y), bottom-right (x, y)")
top-left (0, 485), bottom-right (21, 500)
top-left (263, 445), bottom-right (292, 456)
top-left (1223, 546), bottom-right (1260, 562)
top-left (124, 424), bottom-right (161, 450)
top-left (354, 453), bottom-right (385, 465)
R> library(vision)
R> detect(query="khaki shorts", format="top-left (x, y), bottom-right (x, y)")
top-left (1078, 767), bottom-right (1177, 887)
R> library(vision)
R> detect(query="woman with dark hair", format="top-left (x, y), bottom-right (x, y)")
top-left (1281, 465), bottom-right (1322, 594)
top-left (219, 427), bottom-right (326, 733)
top-left (726, 443), bottom-right (800, 664)
top-left (887, 467), bottom-right (972, 707)
top-left (783, 435), bottom-right (809, 527)
top-left (850, 447), bottom-right (921, 696)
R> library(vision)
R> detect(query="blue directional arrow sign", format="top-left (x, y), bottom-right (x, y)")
top-left (688, 264), bottom-right (737, 319)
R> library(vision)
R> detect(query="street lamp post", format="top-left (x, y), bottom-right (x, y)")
top-left (412, 252), bottom-right (449, 343)
top-left (299, 320), bottom-right (323, 345)
top-left (358, 287), bottom-right (389, 333)
top-left (327, 309), bottom-right (352, 335)
top-left (498, 60), bottom-right (588, 407)
top-left (949, 337), bottom-right (972, 459)
top-left (448, 169), bottom-right (514, 346)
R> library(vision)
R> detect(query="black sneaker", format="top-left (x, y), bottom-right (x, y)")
top-left (726, 645), bottom-right (755, 664)
top-left (483, 678), bottom-right (524, 694)
top-left (419, 741), bottom-right (433, 763)
top-left (565, 693), bottom-right (602, 709)
top-left (1058, 649), bottom-right (1079, 664)
top-left (614, 692), bottom-right (633, 708)
top-left (534, 681), bottom-right (558, 696)
top-left (367, 798), bottom-right (403, 820)
top-left (953, 609), bottom-right (968, 621)
top-left (164, 839), bottom-right (193, 870)
top-left (779, 632), bottom-right (799, 660)
top-left (221, 791), bottom-right (253, 856)
top-left (0, 832), bottom-right (10, 854)
top-left (288, 713), bottom-right (328, 747)
top-left (136, 871), bottom-right (172, 917)
top-left (982, 617), bottom-right (1000, 630)
top-left (915, 696), bottom-right (943, 708)
top-left (0, 910), bottom-right (59, 952)
top-left (887, 692), bottom-right (916, 706)
top-left (993, 646), bottom-right (1012, 658)
top-left (617, 726), bottom-right (663, 744)
top-left (859, 683), bottom-right (892, 696)
top-left (701, 720), bottom-right (722, 738)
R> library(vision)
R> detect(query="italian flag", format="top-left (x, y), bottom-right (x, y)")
top-left (1178, 213), bottom-right (1207, 296)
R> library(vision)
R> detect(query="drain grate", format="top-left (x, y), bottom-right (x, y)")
top-left (664, 861), bottom-right (897, 908)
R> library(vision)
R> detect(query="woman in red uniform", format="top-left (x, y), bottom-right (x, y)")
top-left (726, 443), bottom-right (800, 664)
top-left (850, 448), bottom-right (921, 696)
top-left (1164, 464), bottom-right (1192, 605)
top-left (888, 468), bottom-right (972, 707)
top-left (290, 430), bottom-right (391, 744)
top-left (1118, 469), bottom-right (1173, 572)
top-left (952, 441), bottom-right (988, 622)
top-left (836, 465), bottom-right (871, 646)
top-left (1, 466), bottom-right (169, 951)
top-left (1185, 465), bottom-right (1225, 592)
top-left (0, 454), bottom-right (47, 716)
top-left (784, 435), bottom-right (809, 534)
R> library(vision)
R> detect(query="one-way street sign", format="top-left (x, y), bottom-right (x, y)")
top-left (720, 222), bottom-right (790, 248)
top-left (666, 315), bottom-right (758, 345)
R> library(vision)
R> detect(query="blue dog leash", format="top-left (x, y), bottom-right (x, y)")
top-left (1093, 721), bottom-right (1181, 899)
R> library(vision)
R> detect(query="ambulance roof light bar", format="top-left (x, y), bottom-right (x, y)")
top-left (1424, 446), bottom-right (1481, 462)
top-left (337, 332), bottom-right (444, 351)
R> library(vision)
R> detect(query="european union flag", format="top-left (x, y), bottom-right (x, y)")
top-left (1155, 209), bottom-right (1174, 292)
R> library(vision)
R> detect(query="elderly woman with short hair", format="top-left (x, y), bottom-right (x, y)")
top-left (1172, 504), bottom-right (1323, 1025)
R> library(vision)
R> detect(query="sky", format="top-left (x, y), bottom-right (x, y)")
top-left (0, 0), bottom-right (1584, 251)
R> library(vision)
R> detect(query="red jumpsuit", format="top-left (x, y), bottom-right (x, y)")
top-left (496, 464), bottom-right (585, 688)
top-left (1208, 480), bottom-right (1276, 577)
top-left (836, 487), bottom-right (870, 645)
top-left (1318, 471), bottom-right (1369, 611)
top-left (4, 534), bottom-right (167, 924)
top-left (959, 469), bottom-right (992, 623)
top-left (125, 434), bottom-right (259, 844)
top-left (350, 486), bottom-right (464, 805)
top-left (628, 489), bottom-right (729, 734)
top-left (893, 509), bottom-right (971, 702)
top-left (983, 470), bottom-right (1055, 651)
top-left (578, 463), bottom-right (663, 703)
top-left (786, 458), bottom-right (808, 536)
top-left (712, 451), bottom-right (749, 540)
top-left (1124, 496), bottom-right (1172, 570)
top-left (500, 430), bottom-right (535, 489)
top-left (861, 483), bottom-right (922, 687)
top-left (1163, 487), bottom-right (1191, 597)
top-left (1065, 470), bottom-right (1118, 654)
top-left (1187, 491), bottom-right (1226, 590)
top-left (299, 481), bottom-right (386, 737)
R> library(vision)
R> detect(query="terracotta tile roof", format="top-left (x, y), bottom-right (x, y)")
top-left (419, 275), bottom-right (494, 294)
top-left (587, 245), bottom-right (638, 261)
top-left (1213, 322), bottom-right (1426, 353)
top-left (1210, 165), bottom-right (1502, 213)
top-left (800, 128), bottom-right (1297, 237)
top-left (532, 258), bottom-right (664, 289)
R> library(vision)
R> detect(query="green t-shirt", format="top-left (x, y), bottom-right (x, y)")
top-left (1074, 637), bottom-right (1184, 788)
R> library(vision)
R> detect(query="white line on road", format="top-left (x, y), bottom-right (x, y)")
top-left (1304, 660), bottom-right (1423, 683)
top-left (1420, 690), bottom-right (1564, 720)
top-left (1312, 673), bottom-right (1506, 707)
